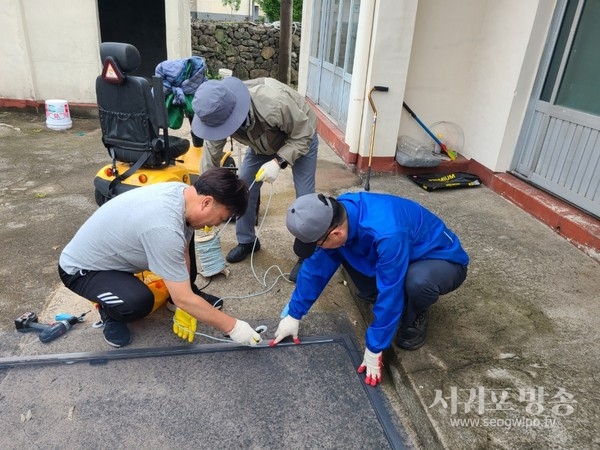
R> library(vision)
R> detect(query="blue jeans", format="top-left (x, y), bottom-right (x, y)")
top-left (235, 133), bottom-right (319, 244)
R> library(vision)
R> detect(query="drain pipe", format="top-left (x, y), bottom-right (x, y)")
top-left (345, 0), bottom-right (377, 164)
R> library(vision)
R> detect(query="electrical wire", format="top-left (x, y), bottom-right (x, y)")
top-left (180, 179), bottom-right (294, 343)
top-left (171, 319), bottom-right (268, 343)
top-left (200, 178), bottom-right (294, 294)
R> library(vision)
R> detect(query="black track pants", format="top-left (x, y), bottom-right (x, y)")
top-left (58, 265), bottom-right (154, 322)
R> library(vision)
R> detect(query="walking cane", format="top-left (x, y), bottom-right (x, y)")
top-left (365, 85), bottom-right (389, 191)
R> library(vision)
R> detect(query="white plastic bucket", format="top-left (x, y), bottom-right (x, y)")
top-left (45, 99), bottom-right (72, 130)
top-left (218, 68), bottom-right (233, 78)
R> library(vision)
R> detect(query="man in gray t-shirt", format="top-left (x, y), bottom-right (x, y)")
top-left (59, 168), bottom-right (262, 348)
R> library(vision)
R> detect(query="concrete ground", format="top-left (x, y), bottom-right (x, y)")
top-left (0, 109), bottom-right (599, 449)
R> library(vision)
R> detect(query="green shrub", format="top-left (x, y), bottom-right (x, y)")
top-left (256, 0), bottom-right (303, 22)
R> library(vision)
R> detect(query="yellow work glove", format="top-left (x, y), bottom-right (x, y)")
top-left (255, 159), bottom-right (280, 183)
top-left (173, 308), bottom-right (197, 343)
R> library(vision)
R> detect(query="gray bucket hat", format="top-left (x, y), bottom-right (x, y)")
top-left (191, 77), bottom-right (251, 140)
top-left (286, 193), bottom-right (335, 258)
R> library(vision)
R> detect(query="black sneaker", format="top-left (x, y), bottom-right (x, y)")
top-left (98, 307), bottom-right (132, 348)
top-left (226, 239), bottom-right (261, 263)
top-left (395, 311), bottom-right (429, 350)
top-left (288, 258), bottom-right (303, 282)
top-left (167, 287), bottom-right (224, 311)
top-left (192, 285), bottom-right (224, 310)
top-left (103, 319), bottom-right (132, 348)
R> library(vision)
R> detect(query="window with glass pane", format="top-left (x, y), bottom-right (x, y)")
top-left (310, 0), bottom-right (323, 58)
top-left (336, 0), bottom-right (351, 67)
top-left (325, 0), bottom-right (340, 64)
top-left (540, 0), bottom-right (578, 102)
top-left (555, 0), bottom-right (600, 115)
top-left (345, 0), bottom-right (360, 75)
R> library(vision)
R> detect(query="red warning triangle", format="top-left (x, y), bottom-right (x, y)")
top-left (102, 58), bottom-right (124, 84)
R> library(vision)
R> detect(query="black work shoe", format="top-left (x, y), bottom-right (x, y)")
top-left (395, 311), bottom-right (429, 350)
top-left (356, 291), bottom-right (378, 304)
top-left (289, 258), bottom-right (303, 282)
top-left (168, 291), bottom-right (224, 312)
top-left (103, 319), bottom-right (131, 348)
top-left (226, 239), bottom-right (261, 263)
top-left (191, 285), bottom-right (224, 310)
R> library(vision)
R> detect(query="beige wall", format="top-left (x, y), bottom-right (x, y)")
top-left (0, 0), bottom-right (191, 105)
top-left (190, 0), bottom-right (258, 17)
top-left (298, 0), bottom-right (557, 173)
top-left (0, 0), bottom-right (100, 104)
top-left (167, 1), bottom-right (193, 59)
top-left (398, 0), bottom-right (556, 172)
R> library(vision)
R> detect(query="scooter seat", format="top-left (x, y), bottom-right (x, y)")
top-left (107, 134), bottom-right (190, 168)
top-left (96, 42), bottom-right (191, 169)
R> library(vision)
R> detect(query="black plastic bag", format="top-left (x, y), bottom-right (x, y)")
top-left (407, 172), bottom-right (481, 191)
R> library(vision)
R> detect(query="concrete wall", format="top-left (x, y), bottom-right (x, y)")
top-left (0, 0), bottom-right (191, 106)
top-left (167, 1), bottom-right (193, 61)
top-left (0, 0), bottom-right (100, 104)
top-left (190, 0), bottom-right (261, 19)
top-left (298, 0), bottom-right (557, 173)
top-left (400, 0), bottom-right (555, 172)
top-left (356, 0), bottom-right (418, 163)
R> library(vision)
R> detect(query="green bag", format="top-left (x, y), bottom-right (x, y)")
top-left (165, 93), bottom-right (194, 130)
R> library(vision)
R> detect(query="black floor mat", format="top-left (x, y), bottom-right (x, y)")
top-left (0, 336), bottom-right (407, 449)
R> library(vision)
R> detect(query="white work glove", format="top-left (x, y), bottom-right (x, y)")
top-left (229, 319), bottom-right (262, 346)
top-left (255, 159), bottom-right (280, 183)
top-left (269, 315), bottom-right (300, 346)
top-left (357, 348), bottom-right (383, 386)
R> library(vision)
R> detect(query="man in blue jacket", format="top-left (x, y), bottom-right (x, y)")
top-left (270, 192), bottom-right (469, 386)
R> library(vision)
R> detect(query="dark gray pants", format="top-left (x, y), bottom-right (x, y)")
top-left (236, 133), bottom-right (319, 244)
top-left (342, 259), bottom-right (468, 324)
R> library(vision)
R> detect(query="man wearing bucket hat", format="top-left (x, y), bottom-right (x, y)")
top-left (191, 77), bottom-right (318, 279)
top-left (269, 192), bottom-right (469, 386)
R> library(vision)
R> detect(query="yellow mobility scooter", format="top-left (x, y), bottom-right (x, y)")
top-left (95, 42), bottom-right (207, 205)
top-left (92, 42), bottom-right (232, 312)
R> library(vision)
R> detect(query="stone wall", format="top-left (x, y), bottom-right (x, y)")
top-left (191, 20), bottom-right (301, 83)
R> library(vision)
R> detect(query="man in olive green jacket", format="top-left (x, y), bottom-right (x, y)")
top-left (192, 77), bottom-right (318, 280)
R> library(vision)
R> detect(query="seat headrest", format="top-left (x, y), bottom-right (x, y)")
top-left (99, 42), bottom-right (141, 73)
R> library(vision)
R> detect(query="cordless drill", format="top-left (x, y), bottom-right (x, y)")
top-left (15, 311), bottom-right (86, 343)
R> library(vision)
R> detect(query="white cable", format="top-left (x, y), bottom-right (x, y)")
top-left (196, 233), bottom-right (227, 277)
top-left (195, 179), bottom-right (293, 303)
top-left (172, 318), bottom-right (267, 343)
top-left (249, 182), bottom-right (278, 286)
top-left (241, 179), bottom-right (294, 287)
